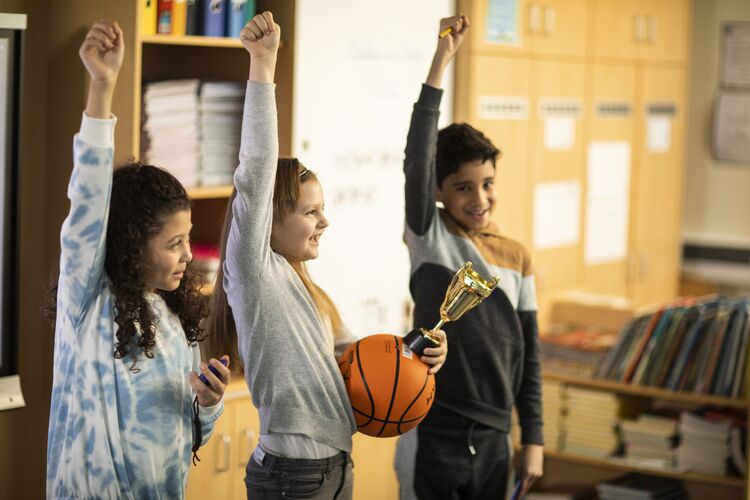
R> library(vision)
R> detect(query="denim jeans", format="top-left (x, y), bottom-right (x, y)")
top-left (245, 445), bottom-right (353, 500)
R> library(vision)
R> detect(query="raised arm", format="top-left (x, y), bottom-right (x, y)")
top-left (58, 21), bottom-right (123, 324)
top-left (404, 15), bottom-right (470, 236)
top-left (224, 12), bottom-right (280, 293)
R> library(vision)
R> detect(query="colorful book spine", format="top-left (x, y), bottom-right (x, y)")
top-left (226, 0), bottom-right (247, 37)
top-left (141, 0), bottom-right (158, 35)
top-left (157, 0), bottom-right (174, 34)
top-left (172, 0), bottom-right (188, 36)
top-left (185, 0), bottom-right (200, 35)
top-left (202, 0), bottom-right (226, 37)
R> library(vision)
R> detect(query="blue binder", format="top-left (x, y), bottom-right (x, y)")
top-left (226, 0), bottom-right (246, 37)
top-left (201, 0), bottom-right (225, 37)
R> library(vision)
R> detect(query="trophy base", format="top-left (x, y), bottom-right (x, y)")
top-left (403, 328), bottom-right (441, 356)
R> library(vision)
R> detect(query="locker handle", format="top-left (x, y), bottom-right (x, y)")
top-left (529, 4), bottom-right (542, 34)
top-left (639, 251), bottom-right (649, 280)
top-left (633, 14), bottom-right (645, 43)
top-left (543, 6), bottom-right (555, 35)
top-left (215, 434), bottom-right (231, 473)
top-left (239, 429), bottom-right (257, 466)
top-left (645, 16), bottom-right (656, 44)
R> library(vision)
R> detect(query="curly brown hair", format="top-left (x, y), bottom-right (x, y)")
top-left (45, 161), bottom-right (208, 367)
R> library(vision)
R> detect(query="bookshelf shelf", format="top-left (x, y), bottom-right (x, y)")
top-left (543, 371), bottom-right (749, 410)
top-left (141, 34), bottom-right (243, 48)
top-left (544, 450), bottom-right (745, 488)
top-left (187, 185), bottom-right (233, 200)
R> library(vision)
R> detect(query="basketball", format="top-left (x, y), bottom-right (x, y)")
top-left (338, 334), bottom-right (435, 438)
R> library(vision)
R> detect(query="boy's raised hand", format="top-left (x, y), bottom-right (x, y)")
top-left (437, 14), bottom-right (470, 59)
top-left (79, 20), bottom-right (124, 85)
top-left (241, 11), bottom-right (280, 60)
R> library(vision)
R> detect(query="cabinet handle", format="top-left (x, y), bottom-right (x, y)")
top-left (239, 429), bottom-right (257, 466)
top-left (529, 4), bottom-right (542, 34)
top-left (633, 14), bottom-right (645, 43)
top-left (639, 251), bottom-right (648, 280)
top-left (645, 16), bottom-right (656, 44)
top-left (215, 434), bottom-right (231, 473)
top-left (543, 6), bottom-right (555, 35)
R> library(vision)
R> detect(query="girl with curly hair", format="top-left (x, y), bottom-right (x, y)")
top-left (45, 20), bottom-right (230, 498)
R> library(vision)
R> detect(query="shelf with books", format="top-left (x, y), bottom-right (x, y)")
top-left (140, 34), bottom-right (244, 48)
top-left (543, 449), bottom-right (745, 489)
top-left (187, 185), bottom-right (234, 199)
top-left (543, 371), bottom-right (749, 410)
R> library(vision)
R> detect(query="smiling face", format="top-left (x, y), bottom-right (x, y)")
top-left (143, 209), bottom-right (193, 292)
top-left (437, 159), bottom-right (497, 232)
top-left (271, 179), bottom-right (329, 262)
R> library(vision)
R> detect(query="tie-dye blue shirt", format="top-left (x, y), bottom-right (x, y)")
top-left (46, 114), bottom-right (223, 499)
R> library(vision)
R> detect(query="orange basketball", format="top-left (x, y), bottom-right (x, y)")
top-left (338, 334), bottom-right (435, 438)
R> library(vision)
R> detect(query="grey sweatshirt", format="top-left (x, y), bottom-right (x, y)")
top-left (223, 81), bottom-right (356, 453)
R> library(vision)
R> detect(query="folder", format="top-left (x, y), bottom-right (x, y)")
top-left (201, 0), bottom-right (226, 37)
top-left (140, 0), bottom-right (157, 36)
top-left (171, 0), bottom-right (187, 36)
top-left (185, 0), bottom-right (200, 35)
top-left (226, 0), bottom-right (246, 37)
top-left (157, 0), bottom-right (173, 34)
top-left (244, 0), bottom-right (256, 24)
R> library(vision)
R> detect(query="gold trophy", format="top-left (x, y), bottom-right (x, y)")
top-left (403, 262), bottom-right (500, 355)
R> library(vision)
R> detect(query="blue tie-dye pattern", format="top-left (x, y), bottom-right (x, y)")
top-left (47, 121), bottom-right (223, 499)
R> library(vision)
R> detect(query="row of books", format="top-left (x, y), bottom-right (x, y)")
top-left (141, 79), bottom-right (244, 188)
top-left (596, 297), bottom-right (750, 397)
top-left (540, 327), bottom-right (618, 376)
top-left (141, 0), bottom-right (256, 38)
top-left (526, 473), bottom-right (684, 500)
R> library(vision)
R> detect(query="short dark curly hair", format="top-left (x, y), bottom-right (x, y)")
top-left (45, 161), bottom-right (208, 367)
top-left (436, 123), bottom-right (501, 188)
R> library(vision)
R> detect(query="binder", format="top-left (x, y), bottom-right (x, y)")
top-left (157, 0), bottom-right (173, 34)
top-left (140, 0), bottom-right (157, 36)
top-left (243, 0), bottom-right (256, 24)
top-left (201, 0), bottom-right (226, 37)
top-left (185, 0), bottom-right (200, 35)
top-left (226, 0), bottom-right (246, 37)
top-left (171, 0), bottom-right (188, 36)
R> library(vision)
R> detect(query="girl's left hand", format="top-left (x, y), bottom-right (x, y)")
top-left (421, 329), bottom-right (448, 374)
top-left (189, 355), bottom-right (231, 407)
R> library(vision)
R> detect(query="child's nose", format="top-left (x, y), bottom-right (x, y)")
top-left (318, 213), bottom-right (329, 228)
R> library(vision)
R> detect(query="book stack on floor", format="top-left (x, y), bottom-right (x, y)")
top-left (141, 79), bottom-right (201, 187)
top-left (198, 81), bottom-right (244, 186)
top-left (619, 414), bottom-right (678, 469)
top-left (596, 298), bottom-right (750, 397)
top-left (596, 473), bottom-right (685, 500)
top-left (562, 387), bottom-right (619, 458)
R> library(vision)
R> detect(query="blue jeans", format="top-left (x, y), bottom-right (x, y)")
top-left (245, 445), bottom-right (353, 500)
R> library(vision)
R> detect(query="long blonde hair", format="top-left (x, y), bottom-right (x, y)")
top-left (203, 158), bottom-right (343, 369)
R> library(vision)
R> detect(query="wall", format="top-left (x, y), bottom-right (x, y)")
top-left (0, 0), bottom-right (51, 498)
top-left (683, 0), bottom-right (750, 243)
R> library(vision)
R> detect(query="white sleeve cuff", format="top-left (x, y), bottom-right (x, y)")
top-left (79, 111), bottom-right (117, 147)
top-left (199, 399), bottom-right (224, 420)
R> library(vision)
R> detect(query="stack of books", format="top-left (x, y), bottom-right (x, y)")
top-left (596, 473), bottom-right (685, 500)
top-left (511, 380), bottom-right (565, 452)
top-left (199, 81), bottom-right (244, 186)
top-left (676, 411), bottom-right (731, 475)
top-left (142, 79), bottom-right (201, 187)
top-left (597, 298), bottom-right (750, 397)
top-left (619, 414), bottom-right (678, 468)
top-left (541, 328), bottom-right (618, 376)
top-left (562, 387), bottom-right (619, 458)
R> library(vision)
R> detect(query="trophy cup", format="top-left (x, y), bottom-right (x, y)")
top-left (403, 262), bottom-right (500, 355)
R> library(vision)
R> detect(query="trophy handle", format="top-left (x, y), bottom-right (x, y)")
top-left (403, 328), bottom-right (441, 356)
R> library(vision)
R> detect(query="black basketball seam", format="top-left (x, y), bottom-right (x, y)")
top-left (376, 336), bottom-right (401, 437)
top-left (396, 369), bottom-right (432, 435)
top-left (352, 406), bottom-right (430, 425)
top-left (355, 339), bottom-right (376, 427)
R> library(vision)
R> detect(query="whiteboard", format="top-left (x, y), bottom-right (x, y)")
top-left (293, 0), bottom-right (455, 337)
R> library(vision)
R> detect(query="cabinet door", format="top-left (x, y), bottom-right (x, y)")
top-left (631, 66), bottom-right (686, 306)
top-left (639, 0), bottom-right (689, 63)
top-left (351, 433), bottom-right (399, 499)
top-left (528, 59), bottom-right (587, 318)
top-left (528, 0), bottom-right (589, 57)
top-left (466, 0), bottom-right (533, 54)
top-left (233, 396), bottom-right (260, 500)
top-left (580, 63), bottom-right (637, 298)
top-left (591, 0), bottom-right (642, 60)
top-left (466, 56), bottom-right (533, 244)
top-left (185, 403), bottom-right (235, 499)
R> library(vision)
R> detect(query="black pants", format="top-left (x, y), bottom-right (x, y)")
top-left (415, 416), bottom-right (511, 500)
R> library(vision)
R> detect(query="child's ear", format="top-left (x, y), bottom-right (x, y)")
top-left (435, 186), bottom-right (444, 202)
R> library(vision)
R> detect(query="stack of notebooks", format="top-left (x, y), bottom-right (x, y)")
top-left (199, 81), bottom-right (244, 186)
top-left (511, 380), bottom-right (565, 452)
top-left (596, 473), bottom-right (685, 500)
top-left (142, 79), bottom-right (201, 187)
top-left (596, 298), bottom-right (750, 397)
top-left (676, 411), bottom-right (732, 476)
top-left (562, 387), bottom-right (619, 458)
top-left (619, 414), bottom-right (678, 468)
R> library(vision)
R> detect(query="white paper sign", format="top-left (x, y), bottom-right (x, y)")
top-left (585, 142), bottom-right (631, 265)
top-left (533, 180), bottom-right (581, 249)
top-left (713, 91), bottom-right (750, 162)
top-left (544, 117), bottom-right (575, 150)
top-left (721, 22), bottom-right (750, 88)
top-left (647, 116), bottom-right (671, 152)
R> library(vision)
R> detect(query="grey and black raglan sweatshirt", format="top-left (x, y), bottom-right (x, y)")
top-left (223, 82), bottom-right (356, 453)
top-left (404, 84), bottom-right (544, 445)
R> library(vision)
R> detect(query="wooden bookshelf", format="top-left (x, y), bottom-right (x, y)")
top-left (187, 185), bottom-right (233, 200)
top-left (140, 34), bottom-right (243, 48)
top-left (543, 371), bottom-right (750, 410)
top-left (543, 450), bottom-right (745, 489)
